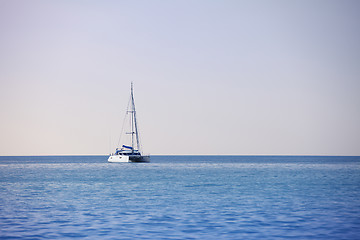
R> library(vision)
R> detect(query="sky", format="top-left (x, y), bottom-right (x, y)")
top-left (1, 0), bottom-right (360, 156)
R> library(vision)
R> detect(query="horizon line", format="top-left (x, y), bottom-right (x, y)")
top-left (1, 154), bottom-right (359, 157)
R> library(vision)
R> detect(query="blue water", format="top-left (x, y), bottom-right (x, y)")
top-left (1, 156), bottom-right (359, 239)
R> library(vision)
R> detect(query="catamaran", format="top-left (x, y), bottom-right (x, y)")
top-left (108, 83), bottom-right (150, 163)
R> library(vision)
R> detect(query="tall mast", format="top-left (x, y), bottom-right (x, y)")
top-left (130, 83), bottom-right (134, 151)
top-left (131, 82), bottom-right (141, 152)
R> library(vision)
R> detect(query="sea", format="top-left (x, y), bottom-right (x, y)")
top-left (0, 155), bottom-right (359, 239)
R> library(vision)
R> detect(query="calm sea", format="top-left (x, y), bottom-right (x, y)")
top-left (0, 155), bottom-right (359, 239)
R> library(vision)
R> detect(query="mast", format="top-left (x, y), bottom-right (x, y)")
top-left (130, 82), bottom-right (141, 153)
top-left (130, 83), bottom-right (134, 151)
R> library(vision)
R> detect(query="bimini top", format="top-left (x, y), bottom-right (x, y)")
top-left (115, 146), bottom-right (141, 156)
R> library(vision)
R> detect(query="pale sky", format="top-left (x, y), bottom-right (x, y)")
top-left (1, 0), bottom-right (359, 156)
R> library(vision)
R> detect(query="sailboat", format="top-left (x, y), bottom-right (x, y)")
top-left (108, 83), bottom-right (150, 163)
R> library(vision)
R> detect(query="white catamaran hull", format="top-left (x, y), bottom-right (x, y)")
top-left (108, 155), bottom-right (130, 163)
top-left (108, 155), bottom-right (150, 163)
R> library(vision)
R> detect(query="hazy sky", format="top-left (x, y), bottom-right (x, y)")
top-left (1, 0), bottom-right (359, 155)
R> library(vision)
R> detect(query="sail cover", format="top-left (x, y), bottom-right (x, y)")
top-left (122, 145), bottom-right (133, 149)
